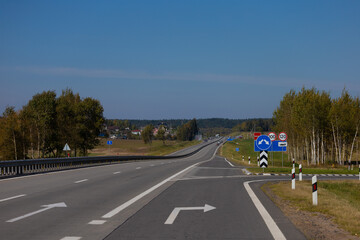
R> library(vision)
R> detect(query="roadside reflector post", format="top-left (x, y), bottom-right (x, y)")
top-left (248, 156), bottom-right (251, 165)
top-left (299, 164), bottom-right (302, 181)
top-left (312, 175), bottom-right (318, 206)
top-left (257, 156), bottom-right (259, 166)
top-left (291, 168), bottom-right (295, 190)
top-left (292, 158), bottom-right (295, 169)
top-left (242, 156), bottom-right (244, 162)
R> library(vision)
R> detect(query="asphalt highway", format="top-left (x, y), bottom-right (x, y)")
top-left (0, 141), bottom-right (357, 240)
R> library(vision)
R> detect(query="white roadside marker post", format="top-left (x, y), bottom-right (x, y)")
top-left (291, 168), bottom-right (295, 190)
top-left (248, 156), bottom-right (251, 165)
top-left (257, 156), bottom-right (260, 166)
top-left (299, 164), bottom-right (302, 181)
top-left (312, 175), bottom-right (318, 206)
top-left (242, 156), bottom-right (244, 162)
top-left (292, 158), bottom-right (295, 169)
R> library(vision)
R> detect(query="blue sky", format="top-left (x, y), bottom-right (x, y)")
top-left (1, 0), bottom-right (359, 119)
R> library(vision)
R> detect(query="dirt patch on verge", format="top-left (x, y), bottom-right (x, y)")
top-left (262, 182), bottom-right (359, 240)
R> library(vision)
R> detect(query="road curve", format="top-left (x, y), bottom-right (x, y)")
top-left (2, 141), bottom-right (354, 240)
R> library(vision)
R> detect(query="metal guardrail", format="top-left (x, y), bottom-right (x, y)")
top-left (0, 140), bottom-right (220, 178)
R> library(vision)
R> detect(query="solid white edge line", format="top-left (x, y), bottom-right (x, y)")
top-left (0, 194), bottom-right (26, 203)
top-left (74, 179), bottom-right (88, 184)
top-left (244, 180), bottom-right (286, 240)
top-left (225, 158), bottom-right (234, 167)
top-left (102, 142), bottom-right (222, 219)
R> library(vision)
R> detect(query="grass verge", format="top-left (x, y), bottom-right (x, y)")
top-left (263, 180), bottom-right (360, 237)
top-left (221, 135), bottom-right (359, 175)
top-left (88, 139), bottom-right (200, 156)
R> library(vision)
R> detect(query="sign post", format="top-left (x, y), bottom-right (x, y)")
top-left (107, 140), bottom-right (113, 152)
top-left (63, 143), bottom-right (71, 157)
top-left (259, 151), bottom-right (268, 169)
top-left (279, 132), bottom-right (287, 167)
top-left (268, 132), bottom-right (276, 167)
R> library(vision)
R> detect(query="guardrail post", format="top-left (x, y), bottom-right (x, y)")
top-left (312, 175), bottom-right (318, 205)
top-left (291, 168), bottom-right (295, 190)
top-left (299, 164), bottom-right (302, 181)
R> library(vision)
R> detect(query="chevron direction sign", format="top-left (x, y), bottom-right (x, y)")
top-left (260, 150), bottom-right (268, 168)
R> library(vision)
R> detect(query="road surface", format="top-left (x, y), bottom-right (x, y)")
top-left (1, 141), bottom-right (356, 239)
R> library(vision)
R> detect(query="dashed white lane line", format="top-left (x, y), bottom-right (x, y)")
top-left (74, 179), bottom-right (88, 184)
top-left (225, 158), bottom-right (234, 167)
top-left (136, 167), bottom-right (141, 170)
top-left (0, 194), bottom-right (26, 203)
top-left (150, 164), bottom-right (155, 167)
top-left (60, 237), bottom-right (82, 240)
top-left (102, 161), bottom-right (203, 219)
top-left (88, 220), bottom-right (107, 225)
top-left (113, 171), bottom-right (121, 174)
top-left (244, 180), bottom-right (286, 240)
top-left (101, 143), bottom-right (222, 220)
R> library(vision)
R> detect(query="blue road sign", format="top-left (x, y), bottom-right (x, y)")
top-left (107, 141), bottom-right (113, 145)
top-left (255, 135), bottom-right (271, 151)
top-left (236, 148), bottom-right (239, 152)
top-left (254, 140), bottom-right (287, 152)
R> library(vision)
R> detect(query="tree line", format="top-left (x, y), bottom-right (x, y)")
top-left (0, 89), bottom-right (104, 160)
top-left (273, 88), bottom-right (360, 165)
top-left (116, 118), bottom-right (270, 129)
top-left (176, 118), bottom-right (199, 141)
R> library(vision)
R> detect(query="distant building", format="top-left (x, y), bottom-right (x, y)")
top-left (131, 130), bottom-right (141, 136)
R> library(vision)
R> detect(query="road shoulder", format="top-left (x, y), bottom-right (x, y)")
top-left (262, 181), bottom-right (359, 240)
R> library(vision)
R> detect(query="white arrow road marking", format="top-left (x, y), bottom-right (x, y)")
top-left (164, 204), bottom-right (216, 225)
top-left (102, 162), bottom-right (204, 219)
top-left (101, 143), bottom-right (222, 219)
top-left (6, 202), bottom-right (67, 223)
top-left (0, 194), bottom-right (26, 203)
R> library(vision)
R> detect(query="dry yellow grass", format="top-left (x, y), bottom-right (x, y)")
top-left (267, 180), bottom-right (360, 236)
top-left (89, 139), bottom-right (200, 156)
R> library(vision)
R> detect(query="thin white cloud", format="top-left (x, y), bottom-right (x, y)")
top-left (2, 65), bottom-right (357, 91)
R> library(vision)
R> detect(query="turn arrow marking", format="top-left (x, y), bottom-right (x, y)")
top-left (164, 204), bottom-right (216, 224)
top-left (6, 202), bottom-right (67, 223)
